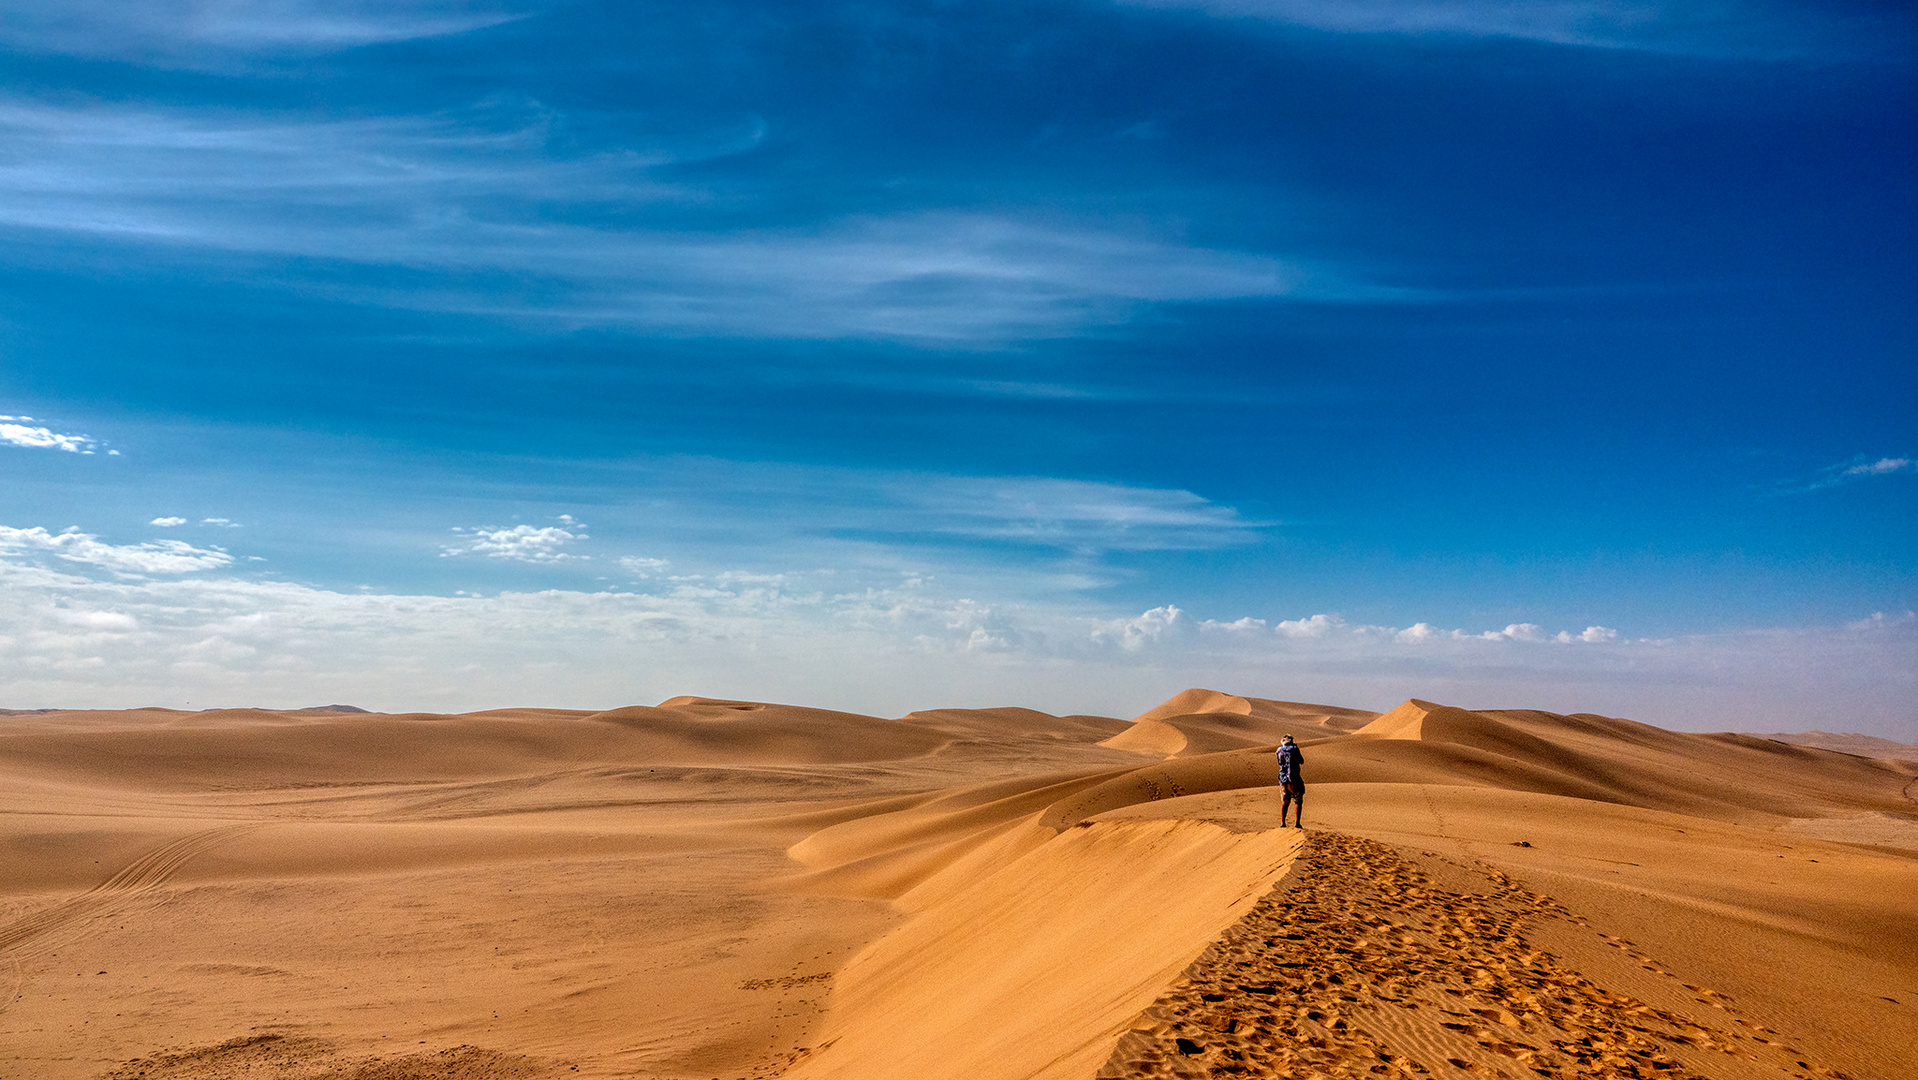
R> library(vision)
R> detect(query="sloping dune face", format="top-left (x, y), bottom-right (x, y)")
top-left (1100, 688), bottom-right (1380, 757)
top-left (784, 819), bottom-right (1299, 1080)
top-left (6, 694), bottom-right (1917, 1080)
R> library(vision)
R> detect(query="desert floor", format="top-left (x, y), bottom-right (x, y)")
top-left (3, 691), bottom-right (1915, 1080)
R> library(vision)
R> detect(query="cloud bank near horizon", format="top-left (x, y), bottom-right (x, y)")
top-left (1, 528), bottom-right (1909, 737)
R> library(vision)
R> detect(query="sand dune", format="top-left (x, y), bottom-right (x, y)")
top-left (1100, 689), bottom-right (1378, 757)
top-left (3, 690), bottom-right (1914, 1080)
top-left (1751, 730), bottom-right (1918, 762)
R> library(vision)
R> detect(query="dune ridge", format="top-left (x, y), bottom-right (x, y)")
top-left (1100, 688), bottom-right (1379, 758)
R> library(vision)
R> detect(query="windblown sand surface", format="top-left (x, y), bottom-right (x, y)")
top-left (3, 692), bottom-right (1915, 1080)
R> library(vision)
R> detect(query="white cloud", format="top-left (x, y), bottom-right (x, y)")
top-left (0, 415), bottom-right (99, 453)
top-left (1093, 604), bottom-right (1187, 651)
top-left (151, 516), bottom-right (188, 527)
top-left (441, 520), bottom-right (588, 563)
top-left (1394, 621), bottom-right (1439, 644)
top-left (62, 609), bottom-right (138, 632)
top-left (1276, 612), bottom-right (1342, 638)
top-left (202, 517), bottom-right (241, 527)
top-left (0, 525), bottom-right (232, 575)
top-left (1201, 616), bottom-right (1268, 634)
top-left (620, 556), bottom-right (673, 577)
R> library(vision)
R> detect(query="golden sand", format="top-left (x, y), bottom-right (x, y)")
top-left (3, 693), bottom-right (1913, 1079)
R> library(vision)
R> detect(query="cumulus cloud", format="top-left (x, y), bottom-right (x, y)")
top-left (1394, 621), bottom-right (1439, 644)
top-left (1276, 612), bottom-right (1342, 638)
top-left (1092, 604), bottom-right (1187, 650)
top-left (619, 556), bottom-right (673, 577)
top-left (442, 516), bottom-right (588, 563)
top-left (1365, 617), bottom-right (1617, 646)
top-left (151, 516), bottom-right (188, 527)
top-left (1, 415), bottom-right (100, 453)
top-left (0, 525), bottom-right (233, 575)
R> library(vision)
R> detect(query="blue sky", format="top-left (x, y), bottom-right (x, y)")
top-left (1, 0), bottom-right (1913, 733)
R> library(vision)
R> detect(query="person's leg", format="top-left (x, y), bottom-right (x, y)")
top-left (1280, 786), bottom-right (1297, 827)
top-left (1293, 785), bottom-right (1304, 828)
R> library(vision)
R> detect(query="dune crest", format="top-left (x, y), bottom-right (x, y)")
top-left (1132, 688), bottom-right (1255, 723)
top-left (1101, 689), bottom-right (1378, 758)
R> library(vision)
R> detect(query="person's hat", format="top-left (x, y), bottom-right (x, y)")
top-left (1281, 734), bottom-right (1295, 744)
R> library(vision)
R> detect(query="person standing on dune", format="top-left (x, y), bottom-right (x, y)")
top-left (1276, 734), bottom-right (1304, 828)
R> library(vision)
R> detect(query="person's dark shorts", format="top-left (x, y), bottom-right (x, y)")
top-left (1281, 780), bottom-right (1304, 797)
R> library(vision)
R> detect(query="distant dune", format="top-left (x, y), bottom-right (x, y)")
top-left (3, 689), bottom-right (1913, 1080)
top-left (1746, 729), bottom-right (1918, 761)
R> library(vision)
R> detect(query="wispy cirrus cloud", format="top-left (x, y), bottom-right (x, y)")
top-left (872, 475), bottom-right (1263, 551)
top-left (629, 464), bottom-right (1267, 559)
top-left (0, 95), bottom-right (1402, 342)
top-left (1840, 456), bottom-right (1914, 479)
top-left (1116, 0), bottom-right (1899, 59)
top-left (1774, 454), bottom-right (1917, 495)
top-left (0, 0), bottom-right (529, 62)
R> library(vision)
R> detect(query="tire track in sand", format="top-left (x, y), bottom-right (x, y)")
top-left (0, 824), bottom-right (260, 958)
top-left (1098, 831), bottom-right (1852, 1080)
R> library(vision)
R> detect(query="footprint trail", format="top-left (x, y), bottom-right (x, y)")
top-left (1100, 831), bottom-right (1851, 1080)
